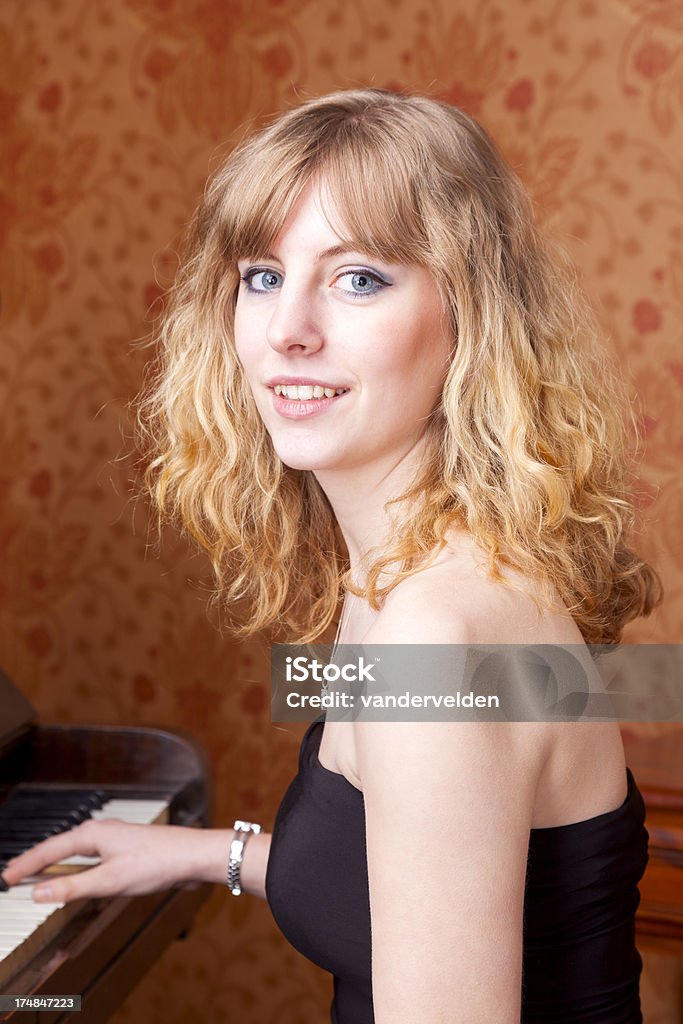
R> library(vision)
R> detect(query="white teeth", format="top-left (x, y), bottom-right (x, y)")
top-left (274, 384), bottom-right (348, 400)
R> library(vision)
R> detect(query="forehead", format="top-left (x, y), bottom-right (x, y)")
top-left (255, 179), bottom-right (353, 257)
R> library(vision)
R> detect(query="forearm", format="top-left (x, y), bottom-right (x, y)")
top-left (189, 827), bottom-right (272, 900)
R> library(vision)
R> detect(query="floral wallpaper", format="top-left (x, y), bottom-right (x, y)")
top-left (1, 0), bottom-right (681, 1020)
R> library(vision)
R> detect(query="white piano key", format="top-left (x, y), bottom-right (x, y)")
top-left (0, 907), bottom-right (57, 920)
top-left (57, 798), bottom-right (169, 865)
top-left (3, 886), bottom-right (49, 900)
top-left (0, 934), bottom-right (36, 951)
top-left (91, 799), bottom-right (168, 820)
top-left (0, 895), bottom-right (61, 910)
top-left (0, 917), bottom-right (60, 932)
top-left (2, 927), bottom-right (51, 938)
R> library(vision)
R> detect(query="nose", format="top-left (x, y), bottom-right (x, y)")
top-left (265, 279), bottom-right (324, 356)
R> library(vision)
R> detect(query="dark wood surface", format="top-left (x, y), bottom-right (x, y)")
top-left (0, 885), bottom-right (211, 1024)
top-left (624, 726), bottom-right (683, 954)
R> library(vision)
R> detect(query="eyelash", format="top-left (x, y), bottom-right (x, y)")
top-left (239, 267), bottom-right (390, 299)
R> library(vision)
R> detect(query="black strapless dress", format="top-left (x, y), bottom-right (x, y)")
top-left (265, 716), bottom-right (649, 1023)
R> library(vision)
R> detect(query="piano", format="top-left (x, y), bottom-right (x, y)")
top-left (0, 668), bottom-right (212, 1023)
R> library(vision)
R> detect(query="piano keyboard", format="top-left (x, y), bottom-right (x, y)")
top-left (0, 793), bottom-right (169, 989)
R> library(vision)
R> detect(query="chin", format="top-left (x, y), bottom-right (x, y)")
top-left (271, 442), bottom-right (343, 473)
top-left (276, 453), bottom-right (337, 472)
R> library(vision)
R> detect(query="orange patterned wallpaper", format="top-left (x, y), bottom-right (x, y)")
top-left (1, 0), bottom-right (682, 1021)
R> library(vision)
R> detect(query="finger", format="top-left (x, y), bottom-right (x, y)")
top-left (1, 822), bottom-right (103, 886)
top-left (31, 862), bottom-right (121, 904)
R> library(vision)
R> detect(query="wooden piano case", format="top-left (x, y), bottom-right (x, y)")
top-left (624, 727), bottom-right (683, 955)
top-left (0, 671), bottom-right (212, 1023)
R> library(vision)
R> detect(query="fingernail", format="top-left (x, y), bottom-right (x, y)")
top-left (0, 875), bottom-right (8, 892)
top-left (33, 884), bottom-right (52, 901)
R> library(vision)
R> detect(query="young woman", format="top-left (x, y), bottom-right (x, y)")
top-left (2, 89), bottom-right (662, 1023)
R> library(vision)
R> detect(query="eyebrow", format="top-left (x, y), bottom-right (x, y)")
top-left (246, 244), bottom-right (371, 263)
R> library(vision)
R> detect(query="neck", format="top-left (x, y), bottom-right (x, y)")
top-left (313, 436), bottom-right (431, 587)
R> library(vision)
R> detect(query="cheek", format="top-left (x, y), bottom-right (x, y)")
top-left (233, 308), bottom-right (257, 374)
top-left (413, 309), bottom-right (452, 380)
top-left (379, 313), bottom-right (450, 383)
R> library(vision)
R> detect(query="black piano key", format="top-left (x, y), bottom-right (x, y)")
top-left (3, 827), bottom-right (61, 841)
top-left (1, 843), bottom-right (54, 854)
top-left (6, 819), bottom-right (65, 831)
top-left (77, 789), bottom-right (107, 809)
top-left (0, 789), bottom-right (104, 804)
top-left (2, 828), bottom-right (58, 839)
top-left (0, 813), bottom-right (85, 827)
top-left (7, 803), bottom-right (66, 812)
top-left (0, 840), bottom-right (44, 854)
top-left (0, 795), bottom-right (83, 806)
top-left (0, 834), bottom-right (63, 852)
top-left (0, 807), bottom-right (90, 825)
top-left (11, 787), bottom-right (106, 805)
top-left (3, 794), bottom-right (90, 808)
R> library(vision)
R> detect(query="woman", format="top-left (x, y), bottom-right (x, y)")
top-left (2, 89), bottom-right (662, 1022)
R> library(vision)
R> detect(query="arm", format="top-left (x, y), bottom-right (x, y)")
top-left (1, 824), bottom-right (272, 903)
top-left (356, 591), bottom-right (551, 1024)
top-left (357, 718), bottom-right (543, 1024)
top-left (190, 827), bottom-right (272, 899)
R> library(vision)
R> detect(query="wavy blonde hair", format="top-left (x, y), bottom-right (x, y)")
top-left (136, 87), bottom-right (663, 644)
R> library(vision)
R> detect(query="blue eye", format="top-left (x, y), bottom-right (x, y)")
top-left (241, 268), bottom-right (283, 293)
top-left (239, 265), bottom-right (391, 298)
top-left (336, 270), bottom-right (389, 297)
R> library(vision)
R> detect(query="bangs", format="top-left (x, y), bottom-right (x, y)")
top-left (217, 113), bottom-right (435, 268)
top-left (317, 143), bottom-right (433, 265)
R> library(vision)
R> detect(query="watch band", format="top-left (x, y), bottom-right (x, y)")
top-left (227, 819), bottom-right (262, 896)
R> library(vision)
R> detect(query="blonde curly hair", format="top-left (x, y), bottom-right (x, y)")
top-left (136, 87), bottom-right (663, 645)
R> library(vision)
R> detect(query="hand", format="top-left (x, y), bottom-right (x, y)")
top-left (0, 820), bottom-right (205, 904)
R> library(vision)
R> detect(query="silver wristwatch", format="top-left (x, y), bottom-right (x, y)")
top-left (227, 819), bottom-right (262, 896)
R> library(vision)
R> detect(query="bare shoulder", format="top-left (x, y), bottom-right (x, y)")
top-left (370, 529), bottom-right (583, 646)
top-left (357, 532), bottom-right (627, 829)
top-left (358, 533), bottom-right (559, 788)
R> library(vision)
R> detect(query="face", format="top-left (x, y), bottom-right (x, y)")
top-left (233, 179), bottom-right (452, 478)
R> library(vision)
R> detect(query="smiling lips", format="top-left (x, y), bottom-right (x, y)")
top-left (268, 381), bottom-right (350, 418)
top-left (274, 383), bottom-right (349, 400)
